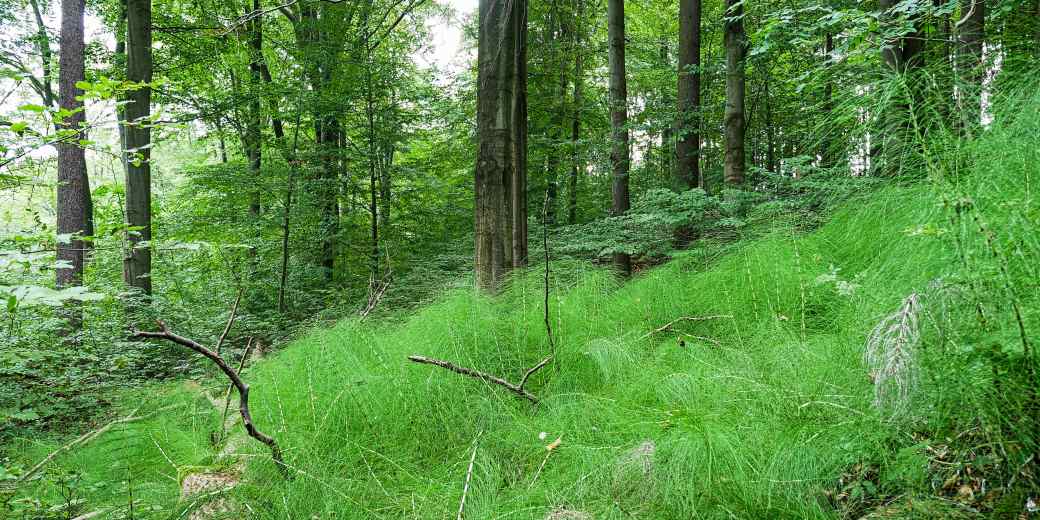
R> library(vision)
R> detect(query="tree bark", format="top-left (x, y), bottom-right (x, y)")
top-left (123, 0), bottom-right (152, 296)
top-left (28, 0), bottom-right (56, 109)
top-left (874, 0), bottom-right (926, 176)
top-left (677, 0), bottom-right (701, 189)
top-left (56, 0), bottom-right (92, 317)
top-left (723, 0), bottom-right (746, 185)
top-left (820, 32), bottom-right (835, 168)
top-left (956, 0), bottom-right (985, 133)
top-left (607, 0), bottom-right (631, 276)
top-left (245, 0), bottom-right (264, 218)
top-left (475, 0), bottom-right (518, 290)
top-left (565, 2), bottom-right (582, 225)
top-left (511, 0), bottom-right (528, 269)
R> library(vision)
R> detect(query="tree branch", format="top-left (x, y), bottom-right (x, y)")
top-left (407, 355), bottom-right (541, 403)
top-left (133, 321), bottom-right (290, 477)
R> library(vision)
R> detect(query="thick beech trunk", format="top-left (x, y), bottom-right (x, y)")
top-left (677, 0), bottom-right (701, 189)
top-left (56, 0), bottom-right (93, 311)
top-left (475, 0), bottom-right (519, 289)
top-left (123, 0), bottom-right (152, 295)
top-left (607, 0), bottom-right (630, 276)
top-left (956, 0), bottom-right (985, 133)
top-left (723, 0), bottom-right (746, 185)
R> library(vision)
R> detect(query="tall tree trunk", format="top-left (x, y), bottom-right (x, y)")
top-left (123, 0), bottom-right (151, 296)
top-left (245, 0), bottom-right (263, 218)
top-left (821, 32), bottom-right (835, 168)
top-left (56, 0), bottom-right (92, 327)
top-left (956, 0), bottom-right (985, 134)
top-left (510, 0), bottom-right (528, 268)
top-left (875, 0), bottom-right (926, 176)
top-left (28, 0), bottom-right (56, 108)
top-left (723, 0), bottom-right (746, 185)
top-left (567, 0), bottom-right (583, 226)
top-left (475, 0), bottom-right (518, 290)
top-left (607, 0), bottom-right (630, 276)
top-left (677, 0), bottom-right (701, 189)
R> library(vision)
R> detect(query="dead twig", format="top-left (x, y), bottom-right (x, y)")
top-left (640, 315), bottom-right (734, 341)
top-left (456, 431), bottom-right (482, 520)
top-left (360, 272), bottom-right (392, 319)
top-left (133, 321), bottom-right (290, 478)
top-left (407, 355), bottom-right (551, 404)
top-left (220, 337), bottom-right (255, 440)
top-left (214, 288), bottom-right (243, 356)
top-left (16, 405), bottom-right (178, 485)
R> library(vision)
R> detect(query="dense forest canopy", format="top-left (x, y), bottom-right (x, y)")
top-left (1, 0), bottom-right (1039, 517)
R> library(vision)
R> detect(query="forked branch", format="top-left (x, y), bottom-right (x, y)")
top-left (133, 320), bottom-right (290, 477)
top-left (407, 355), bottom-right (551, 404)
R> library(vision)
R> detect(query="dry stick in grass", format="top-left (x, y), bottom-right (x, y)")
top-left (407, 355), bottom-right (549, 403)
top-left (639, 314), bottom-right (734, 341)
top-left (214, 288), bottom-right (243, 357)
top-left (407, 192), bottom-right (559, 405)
top-left (16, 405), bottom-right (179, 485)
top-left (220, 337), bottom-right (255, 440)
top-left (133, 321), bottom-right (290, 478)
top-left (456, 431), bottom-right (482, 520)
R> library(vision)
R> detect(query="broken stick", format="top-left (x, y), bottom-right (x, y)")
top-left (407, 355), bottom-right (551, 404)
top-left (134, 320), bottom-right (290, 478)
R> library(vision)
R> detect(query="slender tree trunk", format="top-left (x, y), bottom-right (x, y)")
top-left (956, 0), bottom-right (985, 134)
top-left (123, 0), bottom-right (151, 296)
top-left (607, 0), bottom-right (631, 276)
top-left (821, 32), bottom-right (835, 168)
top-left (475, 0), bottom-right (517, 290)
top-left (723, 0), bottom-right (746, 185)
top-left (567, 38), bottom-right (583, 226)
top-left (365, 48), bottom-right (380, 283)
top-left (765, 77), bottom-right (776, 172)
top-left (56, 0), bottom-right (92, 328)
top-left (28, 0), bottom-right (56, 108)
top-left (875, 0), bottom-right (926, 176)
top-left (245, 0), bottom-right (263, 218)
top-left (677, 0), bottom-right (701, 190)
top-left (510, 0), bottom-right (528, 269)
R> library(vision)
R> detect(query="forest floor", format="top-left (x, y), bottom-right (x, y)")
top-left (8, 105), bottom-right (1040, 518)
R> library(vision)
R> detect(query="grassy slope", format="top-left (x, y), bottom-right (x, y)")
top-left (11, 92), bottom-right (1038, 519)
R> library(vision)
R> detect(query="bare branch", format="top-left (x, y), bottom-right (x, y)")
top-left (214, 288), bottom-right (243, 356)
top-left (407, 355), bottom-right (539, 403)
top-left (640, 315), bottom-right (734, 340)
top-left (133, 321), bottom-right (290, 477)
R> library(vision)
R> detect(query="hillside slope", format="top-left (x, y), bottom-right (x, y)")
top-left (9, 94), bottom-right (1039, 519)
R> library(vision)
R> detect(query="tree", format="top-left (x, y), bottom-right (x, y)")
top-left (123, 0), bottom-right (152, 296)
top-left (874, 0), bottom-right (925, 176)
top-left (567, 0), bottom-right (584, 225)
top-left (956, 0), bottom-right (985, 133)
top-left (475, 0), bottom-right (519, 290)
top-left (55, 0), bottom-right (93, 316)
top-left (676, 0), bottom-right (701, 189)
top-left (512, 0), bottom-right (529, 268)
top-left (723, 0), bottom-right (746, 185)
top-left (607, 0), bottom-right (630, 276)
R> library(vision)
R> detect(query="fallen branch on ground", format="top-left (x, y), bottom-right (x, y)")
top-left (407, 355), bottom-right (551, 404)
top-left (456, 431), bottom-right (482, 520)
top-left (16, 405), bottom-right (178, 485)
top-left (360, 273), bottom-right (392, 319)
top-left (133, 320), bottom-right (290, 478)
top-left (640, 315), bottom-right (734, 341)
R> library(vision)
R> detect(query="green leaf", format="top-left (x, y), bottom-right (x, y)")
top-left (18, 103), bottom-right (47, 113)
top-left (9, 121), bottom-right (28, 133)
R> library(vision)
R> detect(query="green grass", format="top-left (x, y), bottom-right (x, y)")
top-left (8, 91), bottom-right (1039, 519)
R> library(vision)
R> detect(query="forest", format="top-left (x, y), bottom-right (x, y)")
top-left (1, 0), bottom-right (1039, 517)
